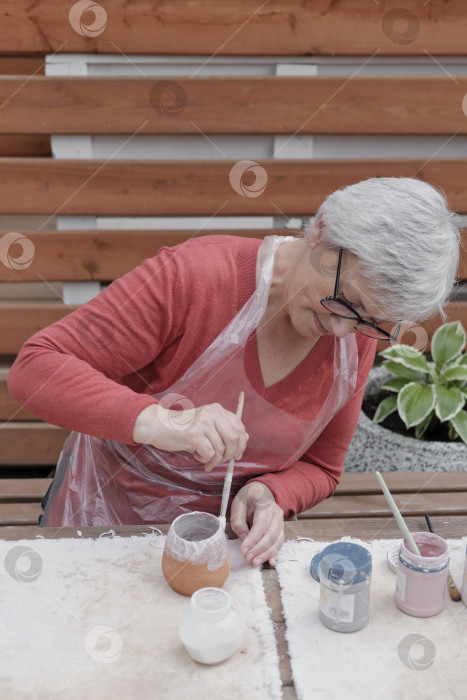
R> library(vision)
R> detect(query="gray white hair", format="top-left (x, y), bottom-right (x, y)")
top-left (305, 177), bottom-right (461, 322)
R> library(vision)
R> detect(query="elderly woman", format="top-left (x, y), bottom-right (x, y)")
top-left (7, 177), bottom-right (460, 567)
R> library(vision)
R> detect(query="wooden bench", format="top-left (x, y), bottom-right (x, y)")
top-left (1, 0), bottom-right (467, 524)
top-left (1, 471), bottom-right (467, 529)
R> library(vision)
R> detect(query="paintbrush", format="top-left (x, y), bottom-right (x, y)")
top-left (218, 391), bottom-right (245, 530)
top-left (375, 471), bottom-right (421, 555)
top-left (424, 513), bottom-right (462, 602)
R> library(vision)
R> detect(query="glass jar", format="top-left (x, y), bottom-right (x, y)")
top-left (179, 587), bottom-right (243, 664)
top-left (162, 511), bottom-right (230, 596)
top-left (395, 532), bottom-right (449, 617)
top-left (318, 542), bottom-right (372, 632)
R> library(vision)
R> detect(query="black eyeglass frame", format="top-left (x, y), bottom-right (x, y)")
top-left (320, 247), bottom-right (401, 341)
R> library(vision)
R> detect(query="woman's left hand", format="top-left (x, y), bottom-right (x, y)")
top-left (230, 482), bottom-right (284, 567)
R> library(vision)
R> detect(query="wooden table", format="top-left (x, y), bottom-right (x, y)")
top-left (1, 470), bottom-right (466, 699)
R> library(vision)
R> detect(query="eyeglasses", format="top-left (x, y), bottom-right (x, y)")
top-left (320, 248), bottom-right (401, 341)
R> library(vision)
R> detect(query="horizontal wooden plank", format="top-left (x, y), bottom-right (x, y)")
top-left (0, 398), bottom-right (36, 421)
top-left (285, 516), bottom-right (467, 541)
top-left (0, 57), bottom-right (45, 75)
top-left (0, 478), bottom-right (51, 502)
top-left (0, 470), bottom-right (464, 510)
top-left (299, 492), bottom-right (467, 519)
top-left (0, 135), bottom-right (51, 157)
top-left (0, 158), bottom-right (466, 215)
top-left (0, 303), bottom-right (79, 354)
top-left (0, 76), bottom-right (466, 135)
top-left (0, 471), bottom-right (460, 530)
top-left (0, 366), bottom-right (55, 420)
top-left (0, 503), bottom-right (41, 526)
top-left (1, 1), bottom-right (466, 56)
top-left (1, 229), bottom-right (467, 283)
top-left (0, 516), bottom-right (466, 540)
top-left (336, 471), bottom-right (467, 495)
top-left (0, 422), bottom-right (69, 465)
top-left (0, 229), bottom-right (274, 282)
top-left (0, 472), bottom-right (467, 524)
top-left (2, 300), bottom-right (465, 355)
top-left (0, 281), bottom-right (62, 302)
top-left (0, 44), bottom-right (45, 161)
top-left (0, 471), bottom-right (465, 519)
top-left (375, 301), bottom-right (467, 354)
top-left (0, 473), bottom-right (463, 504)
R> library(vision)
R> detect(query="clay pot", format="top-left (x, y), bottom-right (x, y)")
top-left (162, 511), bottom-right (231, 596)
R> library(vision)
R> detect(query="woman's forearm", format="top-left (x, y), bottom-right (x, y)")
top-left (8, 340), bottom-right (158, 444)
top-left (131, 403), bottom-right (165, 444)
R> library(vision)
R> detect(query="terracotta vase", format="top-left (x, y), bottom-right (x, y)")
top-left (162, 511), bottom-right (231, 596)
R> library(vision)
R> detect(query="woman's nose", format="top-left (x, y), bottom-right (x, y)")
top-left (329, 315), bottom-right (357, 338)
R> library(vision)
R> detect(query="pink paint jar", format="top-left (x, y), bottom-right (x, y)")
top-left (395, 532), bottom-right (449, 618)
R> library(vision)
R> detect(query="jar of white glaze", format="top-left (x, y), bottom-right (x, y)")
top-left (319, 542), bottom-right (372, 632)
top-left (179, 587), bottom-right (243, 664)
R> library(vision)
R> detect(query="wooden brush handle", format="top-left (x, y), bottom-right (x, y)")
top-left (425, 515), bottom-right (462, 602)
top-left (447, 572), bottom-right (462, 602)
top-left (219, 391), bottom-right (245, 522)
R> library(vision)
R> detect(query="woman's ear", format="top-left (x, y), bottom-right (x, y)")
top-left (307, 218), bottom-right (324, 249)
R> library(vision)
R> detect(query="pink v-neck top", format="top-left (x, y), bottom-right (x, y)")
top-left (8, 235), bottom-right (376, 519)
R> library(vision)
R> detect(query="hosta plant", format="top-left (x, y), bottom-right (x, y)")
top-left (373, 321), bottom-right (467, 446)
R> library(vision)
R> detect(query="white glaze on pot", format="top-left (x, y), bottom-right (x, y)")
top-left (166, 511), bottom-right (229, 571)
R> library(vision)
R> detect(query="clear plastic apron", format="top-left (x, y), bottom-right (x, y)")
top-left (42, 235), bottom-right (358, 526)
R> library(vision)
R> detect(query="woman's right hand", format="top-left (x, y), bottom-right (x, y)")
top-left (131, 402), bottom-right (248, 471)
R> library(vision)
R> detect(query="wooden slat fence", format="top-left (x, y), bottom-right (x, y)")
top-left (0, 0), bottom-right (465, 515)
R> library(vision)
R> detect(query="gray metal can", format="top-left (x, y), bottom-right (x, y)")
top-left (318, 542), bottom-right (372, 632)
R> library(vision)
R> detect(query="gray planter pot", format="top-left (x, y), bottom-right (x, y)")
top-left (344, 366), bottom-right (467, 473)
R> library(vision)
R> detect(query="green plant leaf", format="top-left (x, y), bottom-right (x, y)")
top-left (414, 411), bottom-right (433, 438)
top-left (373, 395), bottom-right (398, 423)
top-left (457, 353), bottom-right (467, 366)
top-left (434, 384), bottom-right (464, 422)
top-left (383, 361), bottom-right (423, 381)
top-left (431, 321), bottom-right (466, 370)
top-left (397, 353), bottom-right (430, 373)
top-left (450, 410), bottom-right (467, 446)
top-left (441, 366), bottom-right (467, 382)
top-left (380, 377), bottom-right (413, 393)
top-left (450, 379), bottom-right (467, 391)
top-left (397, 383), bottom-right (436, 428)
top-left (379, 345), bottom-right (429, 373)
top-left (378, 344), bottom-right (423, 361)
